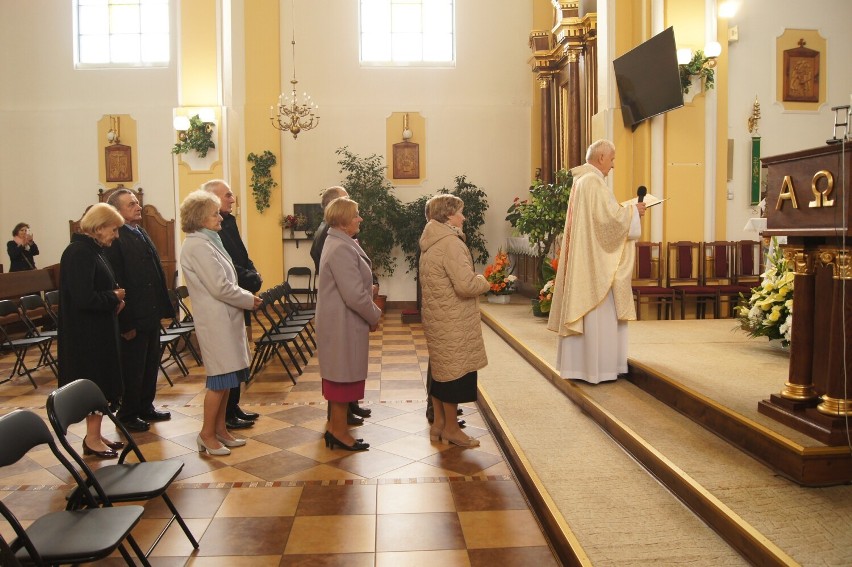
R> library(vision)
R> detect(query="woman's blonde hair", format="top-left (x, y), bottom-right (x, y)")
top-left (180, 190), bottom-right (221, 233)
top-left (79, 203), bottom-right (124, 235)
top-left (426, 194), bottom-right (463, 223)
top-left (324, 197), bottom-right (359, 228)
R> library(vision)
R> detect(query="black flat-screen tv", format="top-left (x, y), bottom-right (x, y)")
top-left (613, 27), bottom-right (684, 129)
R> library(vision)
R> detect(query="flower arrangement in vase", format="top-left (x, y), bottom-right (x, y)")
top-left (483, 249), bottom-right (517, 303)
top-left (735, 239), bottom-right (793, 347)
top-left (280, 213), bottom-right (307, 238)
top-left (533, 255), bottom-right (558, 316)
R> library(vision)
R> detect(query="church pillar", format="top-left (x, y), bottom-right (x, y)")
top-left (539, 75), bottom-right (554, 184)
top-left (779, 248), bottom-right (819, 402)
top-left (817, 248), bottom-right (852, 416)
top-left (565, 49), bottom-right (582, 168)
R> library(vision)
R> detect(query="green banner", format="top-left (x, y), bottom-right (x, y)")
top-left (751, 136), bottom-right (761, 205)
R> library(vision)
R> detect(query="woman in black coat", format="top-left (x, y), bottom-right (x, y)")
top-left (6, 222), bottom-right (39, 271)
top-left (58, 203), bottom-right (126, 459)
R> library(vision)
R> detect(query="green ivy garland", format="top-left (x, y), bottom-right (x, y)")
top-left (171, 115), bottom-right (216, 158)
top-left (247, 150), bottom-right (278, 213)
top-left (679, 50), bottom-right (715, 95)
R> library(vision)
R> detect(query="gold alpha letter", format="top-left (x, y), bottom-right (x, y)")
top-left (775, 175), bottom-right (799, 210)
top-left (808, 170), bottom-right (835, 208)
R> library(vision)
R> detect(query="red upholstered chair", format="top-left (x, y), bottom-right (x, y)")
top-left (734, 240), bottom-right (763, 289)
top-left (632, 242), bottom-right (675, 320)
top-left (667, 241), bottom-right (718, 319)
top-left (701, 241), bottom-right (743, 318)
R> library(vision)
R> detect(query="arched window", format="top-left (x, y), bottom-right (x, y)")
top-left (74, 0), bottom-right (170, 68)
top-left (360, 0), bottom-right (454, 66)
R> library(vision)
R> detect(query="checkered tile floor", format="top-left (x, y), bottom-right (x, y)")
top-left (0, 310), bottom-right (559, 565)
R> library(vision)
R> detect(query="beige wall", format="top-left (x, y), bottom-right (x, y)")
top-left (0, 0), bottom-right (533, 302)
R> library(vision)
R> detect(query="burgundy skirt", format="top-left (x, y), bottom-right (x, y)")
top-left (322, 379), bottom-right (366, 403)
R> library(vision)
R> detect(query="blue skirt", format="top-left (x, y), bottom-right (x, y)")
top-left (207, 368), bottom-right (250, 391)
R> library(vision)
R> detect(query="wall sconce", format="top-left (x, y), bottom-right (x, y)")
top-left (172, 110), bottom-right (216, 158)
top-left (677, 41), bottom-right (721, 95)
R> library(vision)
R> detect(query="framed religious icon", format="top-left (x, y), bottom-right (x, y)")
top-left (392, 141), bottom-right (420, 179)
top-left (783, 41), bottom-right (819, 102)
top-left (105, 144), bottom-right (133, 182)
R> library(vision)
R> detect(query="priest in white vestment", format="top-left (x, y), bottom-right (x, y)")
top-left (547, 140), bottom-right (645, 384)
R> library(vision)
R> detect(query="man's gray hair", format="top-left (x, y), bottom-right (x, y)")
top-left (201, 179), bottom-right (229, 193)
top-left (586, 139), bottom-right (615, 163)
top-left (321, 186), bottom-right (348, 209)
top-left (105, 187), bottom-right (135, 209)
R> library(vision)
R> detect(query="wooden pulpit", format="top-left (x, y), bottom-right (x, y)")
top-left (759, 144), bottom-right (851, 444)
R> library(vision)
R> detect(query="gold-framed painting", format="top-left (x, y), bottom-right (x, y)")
top-left (783, 43), bottom-right (819, 103)
top-left (105, 144), bottom-right (133, 182)
top-left (392, 141), bottom-right (419, 179)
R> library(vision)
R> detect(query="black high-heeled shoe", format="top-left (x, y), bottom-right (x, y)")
top-left (82, 436), bottom-right (118, 459)
top-left (102, 438), bottom-right (125, 451)
top-left (323, 431), bottom-right (369, 451)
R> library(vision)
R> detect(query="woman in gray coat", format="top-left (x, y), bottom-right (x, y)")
top-left (316, 197), bottom-right (382, 451)
top-left (179, 190), bottom-right (262, 456)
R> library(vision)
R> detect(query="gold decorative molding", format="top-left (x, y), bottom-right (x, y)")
top-left (780, 381), bottom-right (818, 401)
top-left (817, 395), bottom-right (852, 416)
top-left (781, 247), bottom-right (818, 275)
top-left (817, 249), bottom-right (852, 280)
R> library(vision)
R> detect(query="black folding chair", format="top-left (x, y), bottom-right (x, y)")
top-left (174, 285), bottom-right (195, 323)
top-left (265, 286), bottom-right (315, 352)
top-left (249, 292), bottom-right (306, 384)
top-left (163, 290), bottom-right (202, 365)
top-left (18, 294), bottom-right (60, 370)
top-left (46, 379), bottom-right (200, 558)
top-left (0, 299), bottom-right (57, 388)
top-left (286, 266), bottom-right (315, 305)
top-left (0, 409), bottom-right (148, 566)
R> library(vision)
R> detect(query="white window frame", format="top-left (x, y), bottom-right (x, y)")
top-left (73, 0), bottom-right (171, 69)
top-left (359, 0), bottom-right (456, 67)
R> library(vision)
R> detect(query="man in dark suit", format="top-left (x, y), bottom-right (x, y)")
top-left (202, 180), bottom-right (261, 429)
top-left (105, 189), bottom-right (173, 431)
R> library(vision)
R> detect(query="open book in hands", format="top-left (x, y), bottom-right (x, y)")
top-left (621, 194), bottom-right (669, 208)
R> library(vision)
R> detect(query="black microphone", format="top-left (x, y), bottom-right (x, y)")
top-left (637, 186), bottom-right (647, 203)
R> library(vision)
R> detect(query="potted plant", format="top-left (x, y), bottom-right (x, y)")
top-left (483, 249), bottom-right (517, 304)
top-left (532, 255), bottom-right (557, 317)
top-left (172, 114), bottom-right (215, 158)
top-left (506, 169), bottom-right (572, 289)
top-left (279, 213), bottom-right (306, 238)
top-left (735, 238), bottom-right (793, 348)
top-left (335, 147), bottom-right (402, 277)
top-left (397, 175), bottom-right (490, 277)
top-left (247, 150), bottom-right (278, 213)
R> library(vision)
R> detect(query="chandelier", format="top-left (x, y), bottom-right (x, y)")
top-left (270, 0), bottom-right (319, 139)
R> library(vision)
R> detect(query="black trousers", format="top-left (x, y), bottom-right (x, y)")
top-left (226, 384), bottom-right (242, 417)
top-left (117, 326), bottom-right (160, 420)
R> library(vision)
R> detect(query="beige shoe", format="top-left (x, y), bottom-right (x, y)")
top-left (216, 434), bottom-right (247, 447)
top-left (441, 431), bottom-right (480, 448)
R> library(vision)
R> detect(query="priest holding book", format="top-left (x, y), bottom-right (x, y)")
top-left (547, 139), bottom-right (645, 384)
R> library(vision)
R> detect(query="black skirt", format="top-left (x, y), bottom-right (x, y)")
top-left (430, 370), bottom-right (478, 404)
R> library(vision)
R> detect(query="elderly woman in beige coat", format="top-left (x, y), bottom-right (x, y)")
top-left (419, 194), bottom-right (490, 447)
top-left (179, 190), bottom-right (262, 456)
top-left (317, 197), bottom-right (382, 452)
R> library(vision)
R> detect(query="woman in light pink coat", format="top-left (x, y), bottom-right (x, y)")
top-left (316, 197), bottom-right (382, 451)
top-left (179, 190), bottom-right (262, 457)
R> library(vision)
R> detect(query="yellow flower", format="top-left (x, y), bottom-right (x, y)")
top-left (763, 281), bottom-right (775, 292)
top-left (767, 310), bottom-right (781, 322)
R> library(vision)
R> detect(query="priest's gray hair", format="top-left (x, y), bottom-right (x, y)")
top-left (586, 139), bottom-right (615, 163)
